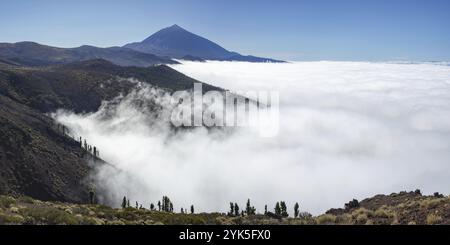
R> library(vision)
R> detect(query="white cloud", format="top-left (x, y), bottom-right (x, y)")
top-left (55, 61), bottom-right (450, 215)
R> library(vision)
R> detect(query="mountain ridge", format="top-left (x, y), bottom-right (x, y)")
top-left (0, 41), bottom-right (178, 67)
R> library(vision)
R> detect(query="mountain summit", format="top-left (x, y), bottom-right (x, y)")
top-left (124, 25), bottom-right (284, 63)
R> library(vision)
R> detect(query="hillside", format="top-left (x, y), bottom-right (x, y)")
top-left (124, 25), bottom-right (284, 63)
top-left (0, 59), bottom-right (223, 203)
top-left (0, 191), bottom-right (448, 225)
top-left (0, 42), bottom-right (177, 67)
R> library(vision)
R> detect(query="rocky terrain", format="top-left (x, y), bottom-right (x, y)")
top-left (0, 191), bottom-right (448, 225)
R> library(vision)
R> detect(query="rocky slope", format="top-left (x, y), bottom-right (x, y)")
top-left (0, 59), bottom-right (222, 203)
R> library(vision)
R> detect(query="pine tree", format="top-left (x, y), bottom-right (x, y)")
top-left (150, 203), bottom-right (155, 211)
top-left (280, 201), bottom-right (288, 217)
top-left (127, 199), bottom-right (130, 208)
top-left (121, 196), bottom-right (127, 209)
top-left (234, 203), bottom-right (240, 216)
top-left (294, 202), bottom-right (300, 218)
top-left (245, 199), bottom-right (256, 215)
top-left (163, 196), bottom-right (169, 212)
top-left (162, 196), bottom-right (172, 212)
top-left (264, 205), bottom-right (268, 215)
top-left (190, 205), bottom-right (194, 214)
top-left (158, 201), bottom-right (161, 211)
top-left (89, 190), bottom-right (95, 205)
top-left (275, 202), bottom-right (281, 216)
top-left (229, 202), bottom-right (234, 216)
top-left (181, 208), bottom-right (184, 214)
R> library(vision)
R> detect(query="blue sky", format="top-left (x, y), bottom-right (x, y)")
top-left (0, 0), bottom-right (449, 61)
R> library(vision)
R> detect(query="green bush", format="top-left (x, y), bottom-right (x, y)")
top-left (17, 196), bottom-right (35, 204)
top-left (22, 206), bottom-right (78, 225)
top-left (0, 213), bottom-right (25, 224)
top-left (0, 196), bottom-right (16, 208)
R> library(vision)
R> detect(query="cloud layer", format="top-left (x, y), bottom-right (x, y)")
top-left (55, 61), bottom-right (450, 214)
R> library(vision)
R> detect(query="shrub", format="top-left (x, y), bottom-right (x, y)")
top-left (106, 219), bottom-right (126, 225)
top-left (215, 216), bottom-right (234, 225)
top-left (23, 206), bottom-right (78, 225)
top-left (18, 196), bottom-right (35, 204)
top-left (426, 214), bottom-right (442, 225)
top-left (0, 213), bottom-right (25, 224)
top-left (421, 199), bottom-right (443, 209)
top-left (374, 207), bottom-right (394, 219)
top-left (316, 214), bottom-right (336, 225)
top-left (115, 209), bottom-right (138, 220)
top-left (0, 196), bottom-right (16, 208)
top-left (335, 214), bottom-right (353, 225)
top-left (80, 217), bottom-right (105, 225)
top-left (352, 208), bottom-right (374, 218)
top-left (356, 214), bottom-right (368, 224)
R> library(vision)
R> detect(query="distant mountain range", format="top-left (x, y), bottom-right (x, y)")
top-left (124, 24), bottom-right (284, 63)
top-left (0, 42), bottom-right (177, 67)
top-left (0, 25), bottom-right (283, 67)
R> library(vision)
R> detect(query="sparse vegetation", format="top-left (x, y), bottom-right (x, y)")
top-left (426, 214), bottom-right (443, 225)
top-left (0, 191), bottom-right (449, 225)
top-left (316, 214), bottom-right (337, 225)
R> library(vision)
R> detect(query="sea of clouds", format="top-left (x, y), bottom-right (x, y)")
top-left (55, 61), bottom-right (450, 215)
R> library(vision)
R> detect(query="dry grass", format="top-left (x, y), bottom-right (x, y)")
top-left (426, 214), bottom-right (442, 225)
top-left (316, 214), bottom-right (337, 225)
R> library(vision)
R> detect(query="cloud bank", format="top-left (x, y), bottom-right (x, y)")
top-left (55, 61), bottom-right (450, 215)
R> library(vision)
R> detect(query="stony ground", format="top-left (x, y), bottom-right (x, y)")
top-left (1, 191), bottom-right (449, 225)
